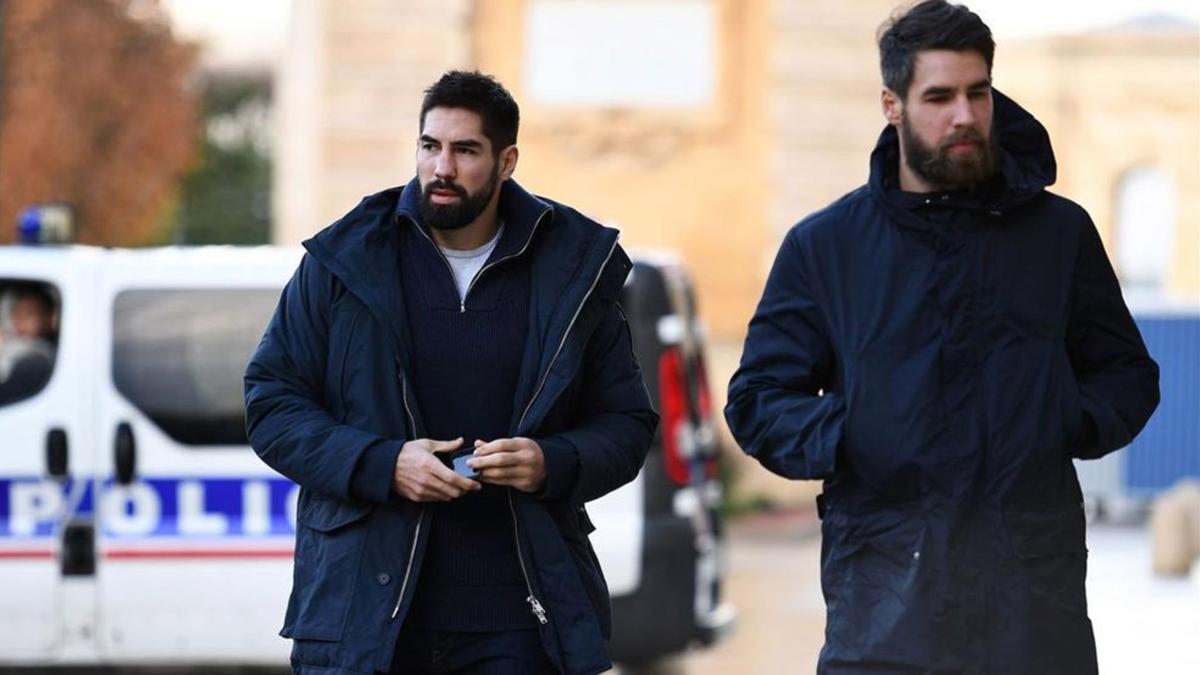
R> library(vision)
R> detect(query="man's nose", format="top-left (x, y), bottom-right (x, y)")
top-left (434, 149), bottom-right (456, 180)
top-left (951, 95), bottom-right (976, 128)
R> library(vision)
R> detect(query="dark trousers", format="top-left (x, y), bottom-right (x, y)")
top-left (386, 628), bottom-right (557, 675)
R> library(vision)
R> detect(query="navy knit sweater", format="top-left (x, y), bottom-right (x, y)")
top-left (398, 220), bottom-right (537, 632)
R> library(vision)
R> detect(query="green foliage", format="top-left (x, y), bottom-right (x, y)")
top-left (172, 70), bottom-right (272, 245)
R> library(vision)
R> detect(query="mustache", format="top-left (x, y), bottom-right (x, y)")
top-left (424, 179), bottom-right (468, 199)
top-left (940, 128), bottom-right (986, 150)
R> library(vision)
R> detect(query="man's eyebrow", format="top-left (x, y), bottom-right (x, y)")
top-left (968, 79), bottom-right (992, 91)
top-left (920, 86), bottom-right (954, 98)
top-left (418, 134), bottom-right (440, 144)
top-left (450, 139), bottom-right (485, 150)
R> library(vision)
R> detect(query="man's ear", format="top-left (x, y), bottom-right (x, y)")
top-left (499, 145), bottom-right (519, 180)
top-left (881, 87), bottom-right (903, 127)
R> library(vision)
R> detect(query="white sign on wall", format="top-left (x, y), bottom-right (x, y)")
top-left (523, 0), bottom-right (716, 109)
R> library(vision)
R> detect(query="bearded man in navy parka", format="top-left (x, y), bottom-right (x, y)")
top-left (246, 71), bottom-right (656, 675)
top-left (726, 2), bottom-right (1159, 673)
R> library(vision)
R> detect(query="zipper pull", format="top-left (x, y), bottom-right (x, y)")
top-left (460, 300), bottom-right (466, 314)
top-left (527, 595), bottom-right (548, 624)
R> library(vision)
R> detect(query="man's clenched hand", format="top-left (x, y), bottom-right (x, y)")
top-left (393, 437), bottom-right (480, 502)
top-left (468, 437), bottom-right (547, 493)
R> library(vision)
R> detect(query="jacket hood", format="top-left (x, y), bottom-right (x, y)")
top-left (868, 88), bottom-right (1057, 209)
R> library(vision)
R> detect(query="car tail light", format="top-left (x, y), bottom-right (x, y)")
top-left (658, 346), bottom-right (691, 486)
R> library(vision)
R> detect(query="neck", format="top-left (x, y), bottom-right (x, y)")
top-left (430, 201), bottom-right (501, 251)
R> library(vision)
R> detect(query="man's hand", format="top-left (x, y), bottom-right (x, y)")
top-left (469, 437), bottom-right (547, 493)
top-left (393, 437), bottom-right (480, 502)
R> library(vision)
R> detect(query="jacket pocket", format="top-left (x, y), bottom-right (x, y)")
top-left (820, 508), bottom-right (927, 660)
top-left (284, 493), bottom-right (373, 642)
top-left (551, 504), bottom-right (611, 639)
top-left (1003, 504), bottom-right (1089, 617)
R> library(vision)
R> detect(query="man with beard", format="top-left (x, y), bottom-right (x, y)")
top-left (246, 71), bottom-right (657, 675)
top-left (726, 2), bottom-right (1158, 673)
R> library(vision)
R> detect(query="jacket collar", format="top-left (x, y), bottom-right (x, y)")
top-left (393, 177), bottom-right (553, 262)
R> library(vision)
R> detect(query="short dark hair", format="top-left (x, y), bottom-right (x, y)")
top-left (878, 0), bottom-right (994, 99)
top-left (9, 284), bottom-right (54, 314)
top-left (419, 70), bottom-right (520, 153)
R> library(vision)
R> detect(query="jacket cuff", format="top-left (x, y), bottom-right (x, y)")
top-left (349, 441), bottom-right (402, 503)
top-left (534, 436), bottom-right (580, 502)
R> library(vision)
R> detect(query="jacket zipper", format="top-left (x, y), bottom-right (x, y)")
top-left (391, 365), bottom-right (426, 620)
top-left (505, 235), bottom-right (620, 626)
top-left (516, 237), bottom-right (620, 431)
top-left (409, 225), bottom-right (463, 310)
top-left (508, 490), bottom-right (548, 625)
top-left (409, 208), bottom-right (551, 313)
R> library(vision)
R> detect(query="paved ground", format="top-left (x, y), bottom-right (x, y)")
top-left (621, 513), bottom-right (1200, 675)
top-left (4, 514), bottom-right (1194, 674)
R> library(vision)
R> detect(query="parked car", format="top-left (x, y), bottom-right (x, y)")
top-left (0, 241), bottom-right (732, 668)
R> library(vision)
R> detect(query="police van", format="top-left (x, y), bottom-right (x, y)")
top-left (0, 230), bottom-right (732, 667)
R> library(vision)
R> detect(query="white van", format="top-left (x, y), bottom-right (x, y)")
top-left (0, 244), bottom-right (731, 668)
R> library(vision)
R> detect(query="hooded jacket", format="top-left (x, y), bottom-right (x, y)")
top-left (726, 91), bottom-right (1159, 673)
top-left (245, 178), bottom-right (658, 675)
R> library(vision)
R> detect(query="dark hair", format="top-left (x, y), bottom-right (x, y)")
top-left (878, 0), bottom-right (994, 99)
top-left (419, 70), bottom-right (520, 153)
top-left (9, 283), bottom-right (54, 314)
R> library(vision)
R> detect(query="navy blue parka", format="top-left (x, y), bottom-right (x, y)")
top-left (726, 91), bottom-right (1159, 673)
top-left (245, 178), bottom-right (657, 675)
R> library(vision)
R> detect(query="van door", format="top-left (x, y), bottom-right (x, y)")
top-left (0, 249), bottom-right (97, 661)
top-left (91, 250), bottom-right (300, 663)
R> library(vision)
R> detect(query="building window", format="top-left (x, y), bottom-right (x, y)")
top-left (1115, 166), bottom-right (1176, 300)
top-left (523, 0), bottom-right (716, 109)
top-left (112, 289), bottom-right (279, 446)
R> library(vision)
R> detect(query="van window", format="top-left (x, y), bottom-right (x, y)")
top-left (112, 289), bottom-right (280, 446)
top-left (0, 280), bottom-right (60, 407)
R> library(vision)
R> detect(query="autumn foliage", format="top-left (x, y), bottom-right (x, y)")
top-left (0, 0), bottom-right (198, 245)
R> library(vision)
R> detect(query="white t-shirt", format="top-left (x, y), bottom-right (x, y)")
top-left (439, 225), bottom-right (504, 302)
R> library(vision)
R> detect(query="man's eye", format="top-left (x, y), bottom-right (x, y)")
top-left (457, 147), bottom-right (476, 155)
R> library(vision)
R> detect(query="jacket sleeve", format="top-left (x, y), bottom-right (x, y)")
top-left (535, 303), bottom-right (658, 505)
top-left (725, 229), bottom-right (845, 480)
top-left (244, 254), bottom-right (402, 504)
top-left (1065, 217), bottom-right (1160, 459)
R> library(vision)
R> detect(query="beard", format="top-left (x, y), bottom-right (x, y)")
top-left (419, 164), bottom-right (500, 231)
top-left (900, 112), bottom-right (997, 191)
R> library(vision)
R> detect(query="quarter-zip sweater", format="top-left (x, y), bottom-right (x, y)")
top-left (397, 218), bottom-right (535, 631)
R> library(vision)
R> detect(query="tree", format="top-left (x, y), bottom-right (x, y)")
top-left (174, 68), bottom-right (272, 245)
top-left (0, 0), bottom-right (197, 246)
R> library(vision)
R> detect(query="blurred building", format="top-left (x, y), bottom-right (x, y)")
top-left (273, 0), bottom-right (1199, 504)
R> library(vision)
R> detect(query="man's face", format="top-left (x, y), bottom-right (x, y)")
top-left (417, 107), bottom-right (503, 231)
top-left (11, 297), bottom-right (51, 339)
top-left (890, 50), bottom-right (996, 191)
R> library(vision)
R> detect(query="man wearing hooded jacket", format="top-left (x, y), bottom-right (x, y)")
top-left (245, 71), bottom-right (657, 675)
top-left (726, 2), bottom-right (1159, 673)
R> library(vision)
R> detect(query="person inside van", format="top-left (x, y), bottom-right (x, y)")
top-left (0, 285), bottom-right (58, 405)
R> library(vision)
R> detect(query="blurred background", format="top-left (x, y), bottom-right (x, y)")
top-left (0, 0), bottom-right (1197, 672)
